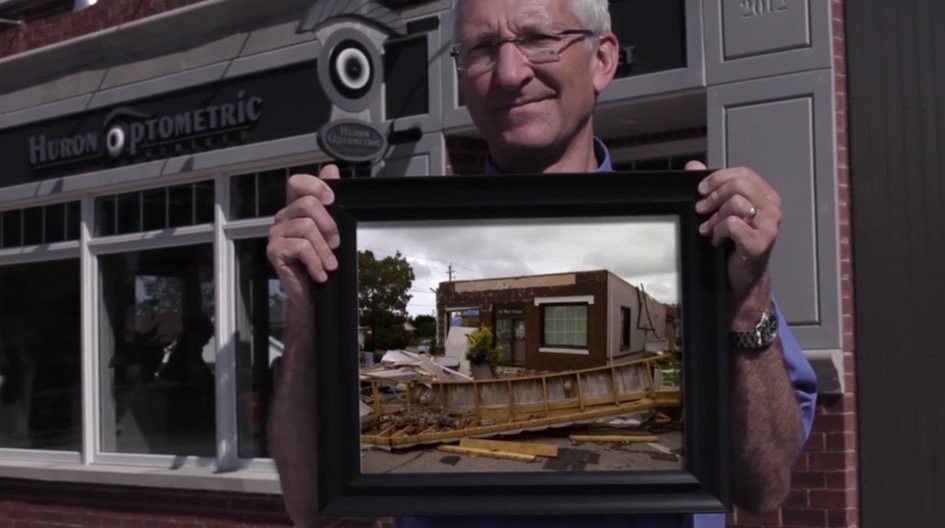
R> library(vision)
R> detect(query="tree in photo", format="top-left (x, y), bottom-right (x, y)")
top-left (412, 315), bottom-right (436, 340)
top-left (358, 250), bottom-right (415, 351)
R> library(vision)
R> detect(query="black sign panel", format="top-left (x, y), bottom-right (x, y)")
top-left (318, 120), bottom-right (387, 162)
top-left (611, 0), bottom-right (687, 78)
top-left (496, 306), bottom-right (525, 317)
top-left (0, 61), bottom-right (330, 186)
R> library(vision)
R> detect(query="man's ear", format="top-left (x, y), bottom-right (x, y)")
top-left (592, 32), bottom-right (620, 94)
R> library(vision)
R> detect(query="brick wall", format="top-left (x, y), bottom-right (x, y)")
top-left (729, 1), bottom-right (858, 527)
top-left (0, 477), bottom-right (398, 528)
top-left (0, 0), bottom-right (207, 60)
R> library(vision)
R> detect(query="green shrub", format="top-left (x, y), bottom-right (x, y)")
top-left (466, 326), bottom-right (503, 368)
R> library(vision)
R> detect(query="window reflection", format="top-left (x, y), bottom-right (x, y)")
top-left (234, 238), bottom-right (285, 458)
top-left (98, 244), bottom-right (215, 456)
top-left (0, 259), bottom-right (81, 451)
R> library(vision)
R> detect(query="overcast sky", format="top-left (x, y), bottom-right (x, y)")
top-left (358, 216), bottom-right (681, 318)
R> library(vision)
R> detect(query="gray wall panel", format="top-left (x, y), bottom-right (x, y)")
top-left (724, 97), bottom-right (818, 323)
top-left (378, 132), bottom-right (446, 178)
top-left (708, 69), bottom-right (839, 351)
top-left (722, 0), bottom-right (810, 60)
top-left (0, 95), bottom-right (93, 131)
top-left (226, 41), bottom-right (322, 79)
top-left (98, 34), bottom-right (249, 90)
top-left (240, 19), bottom-right (317, 57)
top-left (0, 71), bottom-right (103, 116)
top-left (88, 63), bottom-right (231, 110)
top-left (705, 0), bottom-right (831, 85)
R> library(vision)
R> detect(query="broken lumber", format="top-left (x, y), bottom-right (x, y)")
top-left (437, 445), bottom-right (535, 462)
top-left (569, 434), bottom-right (660, 444)
top-left (460, 437), bottom-right (558, 458)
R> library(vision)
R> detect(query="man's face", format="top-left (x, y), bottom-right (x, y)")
top-left (454, 0), bottom-right (605, 164)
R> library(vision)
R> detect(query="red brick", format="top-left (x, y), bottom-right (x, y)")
top-left (0, 0), bottom-right (208, 60)
top-left (810, 489), bottom-right (857, 509)
top-left (734, 507), bottom-right (782, 525)
top-left (809, 451), bottom-right (857, 471)
top-left (782, 507), bottom-right (828, 526)
top-left (793, 452), bottom-right (810, 471)
top-left (820, 394), bottom-right (856, 414)
top-left (832, 2), bottom-right (844, 19)
top-left (96, 514), bottom-right (126, 528)
top-left (827, 507), bottom-right (858, 527)
top-left (792, 471), bottom-right (827, 489)
top-left (811, 412), bottom-right (855, 434)
top-left (785, 489), bottom-right (810, 508)
top-left (825, 431), bottom-right (855, 451)
top-left (804, 432), bottom-right (826, 452)
top-left (842, 353), bottom-right (855, 372)
top-left (825, 469), bottom-right (858, 489)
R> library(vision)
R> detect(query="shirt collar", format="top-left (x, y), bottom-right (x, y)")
top-left (484, 137), bottom-right (613, 174)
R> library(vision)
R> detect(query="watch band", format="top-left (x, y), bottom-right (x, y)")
top-left (729, 307), bottom-right (778, 350)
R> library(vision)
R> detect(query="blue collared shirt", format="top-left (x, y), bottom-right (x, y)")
top-left (399, 140), bottom-right (817, 528)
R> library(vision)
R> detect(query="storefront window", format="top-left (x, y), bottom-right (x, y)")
top-left (542, 304), bottom-right (588, 348)
top-left (229, 163), bottom-right (370, 221)
top-left (0, 202), bottom-right (80, 249)
top-left (0, 259), bottom-right (81, 451)
top-left (95, 181), bottom-right (214, 236)
top-left (233, 238), bottom-right (285, 458)
top-left (98, 244), bottom-right (215, 456)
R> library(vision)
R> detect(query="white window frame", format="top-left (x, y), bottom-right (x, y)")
top-left (0, 155), bottom-right (343, 490)
top-left (535, 296), bottom-right (593, 355)
top-left (0, 235), bottom-right (82, 465)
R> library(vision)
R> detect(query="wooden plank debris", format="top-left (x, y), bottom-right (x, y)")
top-left (569, 434), bottom-right (660, 444)
top-left (460, 438), bottom-right (558, 458)
top-left (437, 445), bottom-right (536, 462)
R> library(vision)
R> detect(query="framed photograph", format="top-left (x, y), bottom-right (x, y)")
top-left (314, 171), bottom-right (729, 516)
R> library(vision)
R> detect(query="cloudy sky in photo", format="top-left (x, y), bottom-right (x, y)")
top-left (357, 216), bottom-right (681, 318)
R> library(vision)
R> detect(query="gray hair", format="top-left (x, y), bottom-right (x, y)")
top-left (451, 0), bottom-right (612, 44)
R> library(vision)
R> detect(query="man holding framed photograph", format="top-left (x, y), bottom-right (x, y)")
top-left (266, 0), bottom-right (817, 526)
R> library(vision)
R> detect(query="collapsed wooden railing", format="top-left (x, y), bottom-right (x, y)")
top-left (361, 356), bottom-right (682, 449)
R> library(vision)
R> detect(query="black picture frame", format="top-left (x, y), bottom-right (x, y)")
top-left (314, 170), bottom-right (729, 517)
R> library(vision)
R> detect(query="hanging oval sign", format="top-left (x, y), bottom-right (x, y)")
top-left (317, 119), bottom-right (387, 163)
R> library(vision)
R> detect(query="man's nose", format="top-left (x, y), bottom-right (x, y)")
top-left (492, 41), bottom-right (534, 88)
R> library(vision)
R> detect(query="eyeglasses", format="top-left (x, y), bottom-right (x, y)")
top-left (450, 29), bottom-right (597, 75)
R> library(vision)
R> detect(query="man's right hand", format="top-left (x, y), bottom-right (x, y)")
top-left (266, 164), bottom-right (341, 306)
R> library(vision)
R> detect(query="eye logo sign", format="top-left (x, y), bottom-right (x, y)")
top-left (298, 0), bottom-right (409, 163)
top-left (28, 91), bottom-right (264, 168)
top-left (298, 0), bottom-right (406, 114)
top-left (103, 108), bottom-right (150, 158)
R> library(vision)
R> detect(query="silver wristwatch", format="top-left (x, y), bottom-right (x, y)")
top-left (730, 307), bottom-right (778, 350)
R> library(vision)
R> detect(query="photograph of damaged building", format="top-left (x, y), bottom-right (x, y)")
top-left (358, 270), bottom-right (683, 475)
top-left (435, 270), bottom-right (678, 372)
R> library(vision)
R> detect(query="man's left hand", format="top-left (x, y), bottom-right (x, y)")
top-left (687, 161), bottom-right (781, 328)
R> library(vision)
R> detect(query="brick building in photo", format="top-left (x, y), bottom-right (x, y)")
top-left (436, 270), bottom-right (671, 372)
top-left (0, 0), bottom-right (941, 527)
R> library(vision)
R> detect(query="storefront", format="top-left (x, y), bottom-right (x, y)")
top-left (0, 0), bottom-right (852, 526)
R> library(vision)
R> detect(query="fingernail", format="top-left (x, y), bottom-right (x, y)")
top-left (695, 200), bottom-right (706, 212)
top-left (321, 192), bottom-right (335, 205)
top-left (326, 254), bottom-right (338, 270)
top-left (698, 180), bottom-right (708, 194)
top-left (699, 222), bottom-right (708, 234)
top-left (329, 235), bottom-right (340, 249)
